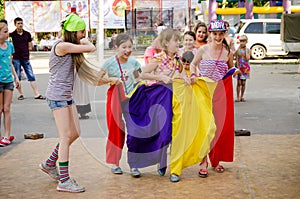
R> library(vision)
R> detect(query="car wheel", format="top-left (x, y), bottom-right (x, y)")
top-left (251, 45), bottom-right (266, 60)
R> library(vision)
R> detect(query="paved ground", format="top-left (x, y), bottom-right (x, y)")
top-left (0, 51), bottom-right (299, 198)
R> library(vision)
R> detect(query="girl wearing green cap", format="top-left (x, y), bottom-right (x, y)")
top-left (39, 13), bottom-right (114, 193)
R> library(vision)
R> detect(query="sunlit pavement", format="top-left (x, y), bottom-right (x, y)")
top-left (0, 50), bottom-right (299, 198)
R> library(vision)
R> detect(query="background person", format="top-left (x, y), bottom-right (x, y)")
top-left (73, 72), bottom-right (91, 119)
top-left (0, 21), bottom-right (20, 146)
top-left (235, 35), bottom-right (250, 102)
top-left (9, 17), bottom-right (45, 100)
top-left (193, 22), bottom-right (208, 49)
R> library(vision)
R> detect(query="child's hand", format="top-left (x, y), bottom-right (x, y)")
top-left (190, 73), bottom-right (197, 84)
top-left (110, 77), bottom-right (122, 85)
top-left (159, 75), bottom-right (172, 84)
top-left (80, 38), bottom-right (91, 45)
top-left (183, 76), bottom-right (191, 85)
top-left (233, 69), bottom-right (241, 77)
top-left (15, 78), bottom-right (20, 89)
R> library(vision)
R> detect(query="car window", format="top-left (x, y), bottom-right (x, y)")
top-left (266, 23), bottom-right (280, 34)
top-left (244, 22), bottom-right (263, 33)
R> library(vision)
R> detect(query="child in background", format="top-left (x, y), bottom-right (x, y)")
top-left (181, 51), bottom-right (194, 76)
top-left (179, 31), bottom-right (197, 55)
top-left (193, 22), bottom-right (208, 49)
top-left (235, 35), bottom-right (250, 102)
top-left (144, 36), bottom-right (161, 65)
top-left (100, 33), bottom-right (141, 177)
top-left (0, 21), bottom-right (20, 146)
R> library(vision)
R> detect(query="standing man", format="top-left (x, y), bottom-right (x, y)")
top-left (9, 17), bottom-right (45, 100)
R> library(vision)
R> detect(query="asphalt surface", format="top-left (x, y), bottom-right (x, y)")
top-left (1, 51), bottom-right (299, 157)
top-left (0, 50), bottom-right (299, 198)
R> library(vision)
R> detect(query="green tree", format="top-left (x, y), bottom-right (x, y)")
top-left (0, 0), bottom-right (4, 20)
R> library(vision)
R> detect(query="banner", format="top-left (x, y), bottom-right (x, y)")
top-left (33, 1), bottom-right (61, 32)
top-left (61, 0), bottom-right (89, 29)
top-left (134, 0), bottom-right (160, 8)
top-left (5, 1), bottom-right (33, 33)
top-left (90, 0), bottom-right (132, 29)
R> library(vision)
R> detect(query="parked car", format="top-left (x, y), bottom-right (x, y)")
top-left (234, 19), bottom-right (287, 60)
top-left (281, 13), bottom-right (300, 59)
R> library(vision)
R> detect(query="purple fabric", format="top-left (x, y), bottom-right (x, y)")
top-left (223, 67), bottom-right (236, 79)
top-left (123, 84), bottom-right (172, 169)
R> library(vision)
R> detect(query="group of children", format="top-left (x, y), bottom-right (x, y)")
top-left (0, 13), bottom-right (253, 192)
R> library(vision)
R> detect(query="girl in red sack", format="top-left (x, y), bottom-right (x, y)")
top-left (100, 33), bottom-right (141, 177)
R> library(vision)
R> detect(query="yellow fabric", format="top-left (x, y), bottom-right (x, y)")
top-left (170, 79), bottom-right (217, 176)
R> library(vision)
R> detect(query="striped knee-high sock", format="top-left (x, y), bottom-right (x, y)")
top-left (59, 161), bottom-right (70, 183)
top-left (46, 143), bottom-right (59, 167)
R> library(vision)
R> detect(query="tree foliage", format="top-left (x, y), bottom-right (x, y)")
top-left (0, 0), bottom-right (4, 20)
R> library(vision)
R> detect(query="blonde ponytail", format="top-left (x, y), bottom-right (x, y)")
top-left (76, 56), bottom-right (110, 86)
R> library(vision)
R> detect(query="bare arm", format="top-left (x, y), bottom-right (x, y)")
top-left (55, 38), bottom-right (96, 56)
top-left (227, 52), bottom-right (234, 69)
top-left (140, 60), bottom-right (172, 84)
top-left (11, 62), bottom-right (20, 88)
top-left (190, 47), bottom-right (204, 84)
top-left (246, 48), bottom-right (251, 61)
top-left (28, 41), bottom-right (33, 51)
top-left (98, 68), bottom-right (121, 85)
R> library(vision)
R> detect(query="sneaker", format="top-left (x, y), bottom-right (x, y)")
top-left (170, 174), bottom-right (180, 183)
top-left (157, 167), bottom-right (167, 176)
top-left (0, 137), bottom-right (11, 146)
top-left (111, 167), bottom-right (123, 174)
top-left (39, 161), bottom-right (59, 181)
top-left (130, 168), bottom-right (141, 178)
top-left (9, 136), bottom-right (15, 142)
top-left (57, 179), bottom-right (85, 193)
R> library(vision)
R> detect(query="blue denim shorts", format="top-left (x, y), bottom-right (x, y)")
top-left (46, 99), bottom-right (75, 110)
top-left (13, 59), bottom-right (36, 81)
top-left (0, 82), bottom-right (14, 92)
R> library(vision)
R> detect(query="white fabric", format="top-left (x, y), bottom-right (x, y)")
top-left (73, 71), bottom-right (90, 106)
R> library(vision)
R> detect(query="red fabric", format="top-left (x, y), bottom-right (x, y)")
top-left (209, 76), bottom-right (235, 167)
top-left (105, 84), bottom-right (127, 166)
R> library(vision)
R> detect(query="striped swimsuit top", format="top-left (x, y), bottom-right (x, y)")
top-left (198, 60), bottom-right (228, 82)
top-left (198, 46), bottom-right (228, 82)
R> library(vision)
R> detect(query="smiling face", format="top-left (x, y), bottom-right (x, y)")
top-left (196, 26), bottom-right (207, 42)
top-left (117, 39), bottom-right (133, 61)
top-left (183, 34), bottom-right (195, 51)
top-left (210, 31), bottom-right (225, 45)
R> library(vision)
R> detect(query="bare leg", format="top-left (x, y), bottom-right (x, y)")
top-left (241, 80), bottom-right (246, 101)
top-left (16, 83), bottom-right (23, 96)
top-left (30, 81), bottom-right (41, 98)
top-left (0, 92), bottom-right (3, 138)
top-left (236, 79), bottom-right (241, 101)
top-left (52, 104), bottom-right (80, 162)
top-left (3, 89), bottom-right (13, 138)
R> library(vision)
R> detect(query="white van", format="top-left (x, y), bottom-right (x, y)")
top-left (234, 19), bottom-right (288, 60)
